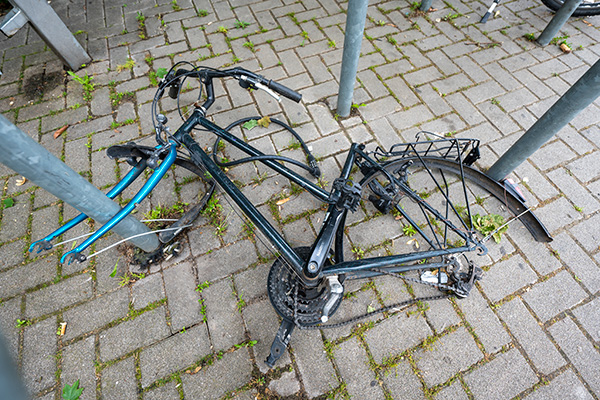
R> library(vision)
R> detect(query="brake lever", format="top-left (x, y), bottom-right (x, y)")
top-left (240, 76), bottom-right (281, 102)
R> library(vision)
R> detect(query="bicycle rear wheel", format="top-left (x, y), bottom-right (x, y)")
top-left (541, 0), bottom-right (600, 16)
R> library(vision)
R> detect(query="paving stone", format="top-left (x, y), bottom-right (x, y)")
top-left (524, 369), bottom-right (593, 400)
top-left (569, 213), bottom-right (600, 252)
top-left (99, 307), bottom-right (170, 361)
top-left (25, 273), bottom-right (93, 318)
top-left (513, 160), bottom-right (559, 202)
top-left (268, 370), bottom-right (301, 397)
top-left (567, 152), bottom-right (600, 183)
top-left (292, 329), bottom-right (337, 398)
top-left (144, 381), bottom-right (181, 400)
top-left (384, 360), bottom-right (427, 399)
top-left (22, 317), bottom-right (57, 395)
top-left (202, 279), bottom-right (245, 351)
top-left (31, 206), bottom-right (59, 245)
top-left (414, 327), bottom-right (482, 387)
top-left (387, 104), bottom-right (434, 131)
top-left (194, 240), bottom-right (257, 282)
top-left (498, 298), bottom-right (565, 374)
top-left (424, 298), bottom-right (461, 334)
top-left (334, 337), bottom-right (383, 399)
top-left (549, 317), bottom-right (600, 395)
top-left (101, 357), bottom-right (138, 400)
top-left (507, 223), bottom-right (560, 276)
top-left (550, 233), bottom-right (600, 293)
top-left (132, 273), bottom-right (165, 310)
top-left (364, 312), bottom-right (432, 364)
top-left (0, 240), bottom-right (26, 271)
top-left (435, 380), bottom-right (468, 400)
top-left (61, 336), bottom-right (96, 400)
top-left (181, 348), bottom-right (252, 400)
top-left (522, 270), bottom-right (587, 322)
top-left (572, 297), bottom-right (600, 342)
top-left (479, 254), bottom-right (538, 303)
top-left (0, 296), bottom-right (21, 361)
top-left (232, 263), bottom-right (269, 303)
top-left (456, 288), bottom-right (510, 354)
top-left (243, 299), bottom-right (290, 372)
top-left (0, 193), bottom-right (30, 244)
top-left (322, 288), bottom-right (380, 341)
top-left (465, 348), bottom-right (537, 400)
top-left (163, 261), bottom-right (202, 332)
top-left (140, 324), bottom-right (211, 387)
top-left (63, 288), bottom-right (130, 340)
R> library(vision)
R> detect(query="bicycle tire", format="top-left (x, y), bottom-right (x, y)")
top-left (541, 0), bottom-right (600, 16)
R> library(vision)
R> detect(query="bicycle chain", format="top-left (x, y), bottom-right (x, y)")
top-left (292, 269), bottom-right (455, 331)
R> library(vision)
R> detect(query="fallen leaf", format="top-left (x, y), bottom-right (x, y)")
top-left (257, 116), bottom-right (271, 128)
top-left (276, 197), bottom-right (290, 205)
top-left (15, 177), bottom-right (27, 186)
top-left (53, 124), bottom-right (69, 139)
top-left (113, 129), bottom-right (120, 134)
top-left (242, 119), bottom-right (258, 130)
top-left (367, 305), bottom-right (376, 313)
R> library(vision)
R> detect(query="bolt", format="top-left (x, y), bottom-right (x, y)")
top-left (308, 261), bottom-right (318, 273)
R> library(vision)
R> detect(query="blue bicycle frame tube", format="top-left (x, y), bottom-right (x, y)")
top-left (29, 159), bottom-right (148, 253)
top-left (61, 142), bottom-right (178, 263)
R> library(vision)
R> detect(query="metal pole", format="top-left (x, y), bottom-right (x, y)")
top-left (536, 0), bottom-right (583, 46)
top-left (420, 0), bottom-right (433, 11)
top-left (337, 0), bottom-right (369, 118)
top-left (0, 333), bottom-right (28, 400)
top-left (0, 116), bottom-right (159, 253)
top-left (487, 58), bottom-right (600, 181)
top-left (6, 0), bottom-right (91, 70)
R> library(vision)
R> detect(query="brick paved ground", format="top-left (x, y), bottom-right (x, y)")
top-left (1, 0), bottom-right (600, 398)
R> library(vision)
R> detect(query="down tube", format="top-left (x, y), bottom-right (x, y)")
top-left (179, 132), bottom-right (307, 280)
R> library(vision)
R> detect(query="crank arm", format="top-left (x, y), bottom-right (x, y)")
top-left (265, 319), bottom-right (295, 368)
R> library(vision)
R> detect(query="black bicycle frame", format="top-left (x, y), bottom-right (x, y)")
top-left (173, 109), bottom-right (480, 287)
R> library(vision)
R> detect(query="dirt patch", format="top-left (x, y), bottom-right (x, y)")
top-left (22, 71), bottom-right (64, 100)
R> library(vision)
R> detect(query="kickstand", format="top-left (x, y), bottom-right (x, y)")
top-left (265, 319), bottom-right (295, 368)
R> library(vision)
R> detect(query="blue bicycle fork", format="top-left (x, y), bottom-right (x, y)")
top-left (28, 141), bottom-right (178, 264)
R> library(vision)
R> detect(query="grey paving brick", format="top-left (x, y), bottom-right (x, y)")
top-left (132, 273), bottom-right (165, 310)
top-left (268, 370), bottom-right (301, 397)
top-left (61, 336), bottom-right (96, 400)
top-left (464, 81), bottom-right (506, 105)
top-left (522, 270), bottom-right (587, 322)
top-left (181, 348), bottom-right (252, 400)
top-left (163, 261), bottom-right (202, 332)
top-left (26, 273), bottom-right (93, 318)
top-left (202, 279), bottom-right (245, 350)
top-left (414, 327), bottom-right (482, 387)
top-left (292, 329), bottom-right (338, 398)
top-left (31, 206), bottom-right (59, 245)
top-left (524, 369), bottom-right (593, 400)
top-left (41, 106), bottom-right (89, 133)
top-left (570, 213), bottom-right (600, 252)
top-left (435, 380), bottom-right (468, 400)
top-left (479, 254), bottom-right (537, 303)
top-left (507, 223), bottom-right (561, 276)
top-left (242, 299), bottom-right (290, 373)
top-left (232, 263), bottom-right (269, 303)
top-left (365, 312), bottom-right (432, 363)
top-left (573, 297), bottom-right (600, 342)
top-left (0, 193), bottom-right (30, 244)
top-left (465, 348), bottom-right (537, 400)
top-left (140, 324), bottom-right (211, 387)
top-left (499, 298), bottom-right (565, 374)
top-left (144, 381), bottom-right (181, 400)
top-left (0, 296), bottom-right (21, 361)
top-left (307, 103), bottom-right (340, 135)
top-left (194, 239), bottom-right (257, 282)
top-left (334, 337), bottom-right (383, 399)
top-left (300, 80), bottom-right (339, 103)
top-left (63, 288), bottom-right (129, 340)
top-left (419, 84), bottom-right (452, 116)
top-left (0, 239), bottom-right (26, 271)
top-left (457, 288), bottom-right (510, 354)
top-left (535, 197), bottom-right (582, 233)
top-left (387, 76), bottom-right (420, 108)
top-left (99, 307), bottom-right (170, 361)
top-left (550, 232), bottom-right (600, 293)
top-left (387, 104), bottom-right (434, 131)
top-left (101, 357), bottom-right (138, 400)
top-left (549, 317), bottom-right (600, 395)
top-left (22, 317), bottom-right (57, 395)
top-left (359, 97), bottom-right (401, 122)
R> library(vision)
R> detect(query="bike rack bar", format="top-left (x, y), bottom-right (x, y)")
top-left (2, 0), bottom-right (91, 71)
top-left (0, 115), bottom-right (159, 254)
top-left (536, 0), bottom-right (583, 46)
top-left (487, 58), bottom-right (600, 181)
top-left (337, 0), bottom-right (369, 118)
top-left (420, 0), bottom-right (434, 12)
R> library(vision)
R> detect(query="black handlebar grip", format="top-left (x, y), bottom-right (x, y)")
top-left (168, 82), bottom-right (180, 99)
top-left (267, 80), bottom-right (302, 103)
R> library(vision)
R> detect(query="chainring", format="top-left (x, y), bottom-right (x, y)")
top-left (267, 247), bottom-right (344, 326)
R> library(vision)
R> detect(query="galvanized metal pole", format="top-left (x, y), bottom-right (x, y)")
top-left (487, 58), bottom-right (600, 181)
top-left (0, 115), bottom-right (159, 252)
top-left (537, 0), bottom-right (583, 46)
top-left (6, 0), bottom-right (91, 70)
top-left (0, 334), bottom-right (28, 400)
top-left (337, 0), bottom-right (369, 118)
top-left (420, 0), bottom-right (434, 11)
